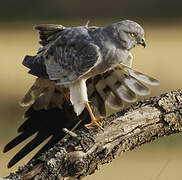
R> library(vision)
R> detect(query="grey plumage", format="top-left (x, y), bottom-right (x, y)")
top-left (3, 20), bottom-right (160, 168)
top-left (25, 20), bottom-right (145, 82)
top-left (22, 20), bottom-right (159, 117)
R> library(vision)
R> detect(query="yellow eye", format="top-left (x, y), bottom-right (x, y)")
top-left (130, 32), bottom-right (137, 37)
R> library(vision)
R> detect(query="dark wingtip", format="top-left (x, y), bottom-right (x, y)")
top-left (22, 55), bottom-right (49, 78)
top-left (22, 55), bottom-right (33, 68)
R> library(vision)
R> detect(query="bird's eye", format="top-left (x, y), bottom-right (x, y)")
top-left (130, 32), bottom-right (137, 37)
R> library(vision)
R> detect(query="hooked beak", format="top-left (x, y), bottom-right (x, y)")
top-left (139, 38), bottom-right (146, 48)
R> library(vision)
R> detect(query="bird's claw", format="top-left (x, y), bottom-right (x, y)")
top-left (84, 117), bottom-right (104, 130)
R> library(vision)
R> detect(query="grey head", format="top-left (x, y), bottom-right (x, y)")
top-left (109, 20), bottom-right (146, 50)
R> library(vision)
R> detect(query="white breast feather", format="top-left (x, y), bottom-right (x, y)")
top-left (69, 79), bottom-right (88, 116)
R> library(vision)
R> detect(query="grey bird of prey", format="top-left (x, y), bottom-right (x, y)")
top-left (20, 20), bottom-right (159, 128)
top-left (4, 20), bottom-right (160, 167)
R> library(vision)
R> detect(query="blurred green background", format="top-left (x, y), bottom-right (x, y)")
top-left (0, 0), bottom-right (182, 179)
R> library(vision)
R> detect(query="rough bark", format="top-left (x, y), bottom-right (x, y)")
top-left (2, 89), bottom-right (182, 180)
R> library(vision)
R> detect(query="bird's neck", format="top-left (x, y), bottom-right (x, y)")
top-left (101, 24), bottom-right (125, 49)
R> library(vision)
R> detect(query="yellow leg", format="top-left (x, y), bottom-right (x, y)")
top-left (62, 88), bottom-right (70, 101)
top-left (84, 102), bottom-right (104, 129)
top-left (65, 92), bottom-right (70, 101)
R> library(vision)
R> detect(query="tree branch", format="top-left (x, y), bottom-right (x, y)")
top-left (2, 89), bottom-right (182, 180)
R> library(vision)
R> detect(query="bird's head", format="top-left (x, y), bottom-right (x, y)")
top-left (113, 20), bottom-right (146, 50)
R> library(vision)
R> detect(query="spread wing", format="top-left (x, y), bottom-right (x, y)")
top-left (23, 25), bottom-right (101, 84)
top-left (3, 67), bottom-right (159, 168)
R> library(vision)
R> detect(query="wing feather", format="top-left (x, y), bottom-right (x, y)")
top-left (103, 71), bottom-right (137, 103)
top-left (43, 27), bottom-right (101, 84)
top-left (127, 68), bottom-right (160, 86)
top-left (20, 78), bottom-right (55, 108)
top-left (92, 64), bottom-right (159, 110)
top-left (114, 69), bottom-right (150, 96)
top-left (23, 26), bottom-right (101, 85)
top-left (95, 77), bottom-right (123, 109)
top-left (34, 24), bottom-right (65, 46)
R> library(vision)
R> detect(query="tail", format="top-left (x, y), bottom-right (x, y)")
top-left (95, 65), bottom-right (160, 110)
top-left (22, 55), bottom-right (48, 78)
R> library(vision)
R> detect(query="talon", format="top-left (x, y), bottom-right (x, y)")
top-left (96, 117), bottom-right (104, 122)
top-left (85, 102), bottom-right (104, 129)
top-left (84, 118), bottom-right (103, 129)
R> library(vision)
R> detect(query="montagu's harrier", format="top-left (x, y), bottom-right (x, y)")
top-left (4, 20), bottom-right (160, 167)
top-left (20, 20), bottom-right (159, 128)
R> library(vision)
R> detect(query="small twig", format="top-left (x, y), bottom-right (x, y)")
top-left (62, 128), bottom-right (78, 138)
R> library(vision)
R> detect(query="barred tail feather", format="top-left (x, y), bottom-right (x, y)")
top-left (94, 65), bottom-right (159, 110)
top-left (105, 91), bottom-right (124, 110)
top-left (127, 68), bottom-right (160, 86)
top-left (103, 71), bottom-right (138, 102)
top-left (114, 69), bottom-right (150, 96)
top-left (95, 78), bottom-right (123, 110)
top-left (115, 83), bottom-right (137, 103)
